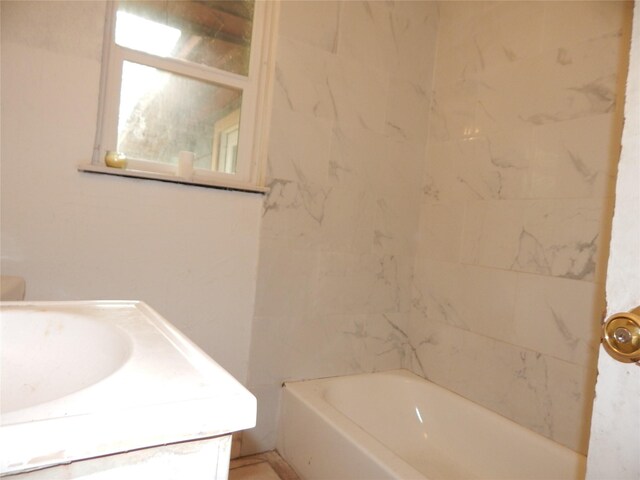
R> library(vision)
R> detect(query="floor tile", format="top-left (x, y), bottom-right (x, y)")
top-left (229, 461), bottom-right (281, 480)
top-left (229, 451), bottom-right (300, 480)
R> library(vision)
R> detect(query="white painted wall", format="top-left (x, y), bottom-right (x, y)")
top-left (0, 1), bottom-right (263, 383)
top-left (587, 2), bottom-right (640, 478)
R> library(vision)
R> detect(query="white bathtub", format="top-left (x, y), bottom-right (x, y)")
top-left (278, 370), bottom-right (586, 480)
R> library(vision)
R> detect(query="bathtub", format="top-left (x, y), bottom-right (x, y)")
top-left (278, 370), bottom-right (586, 480)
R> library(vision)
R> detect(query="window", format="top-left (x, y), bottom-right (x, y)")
top-left (84, 0), bottom-right (279, 192)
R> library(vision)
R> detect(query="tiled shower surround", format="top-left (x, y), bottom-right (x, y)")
top-left (408, 1), bottom-right (631, 455)
top-left (244, 1), bottom-right (632, 455)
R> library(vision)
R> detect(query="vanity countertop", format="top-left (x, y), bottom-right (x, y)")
top-left (0, 301), bottom-right (256, 475)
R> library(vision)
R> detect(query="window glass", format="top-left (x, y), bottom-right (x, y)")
top-left (117, 61), bottom-right (242, 171)
top-left (87, 0), bottom-right (277, 190)
top-left (115, 0), bottom-right (254, 76)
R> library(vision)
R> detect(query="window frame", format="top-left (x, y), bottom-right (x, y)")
top-left (85, 0), bottom-right (279, 192)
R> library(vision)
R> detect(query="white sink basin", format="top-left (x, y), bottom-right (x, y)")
top-left (1, 311), bottom-right (132, 413)
top-left (0, 301), bottom-right (256, 475)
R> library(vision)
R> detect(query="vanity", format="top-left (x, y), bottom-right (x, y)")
top-left (0, 301), bottom-right (256, 479)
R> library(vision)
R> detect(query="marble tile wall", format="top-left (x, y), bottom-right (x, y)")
top-left (244, 1), bottom-right (439, 454)
top-left (408, 1), bottom-right (632, 454)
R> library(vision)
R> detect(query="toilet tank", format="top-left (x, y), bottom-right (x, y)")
top-left (1, 276), bottom-right (26, 301)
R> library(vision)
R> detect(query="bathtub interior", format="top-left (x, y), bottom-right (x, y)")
top-left (280, 379), bottom-right (424, 480)
top-left (323, 373), bottom-right (479, 479)
top-left (280, 370), bottom-right (586, 480)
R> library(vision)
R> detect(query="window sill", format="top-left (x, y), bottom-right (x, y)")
top-left (78, 164), bottom-right (269, 194)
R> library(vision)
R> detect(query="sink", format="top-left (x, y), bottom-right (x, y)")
top-left (1, 310), bottom-right (132, 413)
top-left (0, 301), bottom-right (256, 475)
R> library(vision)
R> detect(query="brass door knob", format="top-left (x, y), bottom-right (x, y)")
top-left (602, 307), bottom-right (640, 363)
